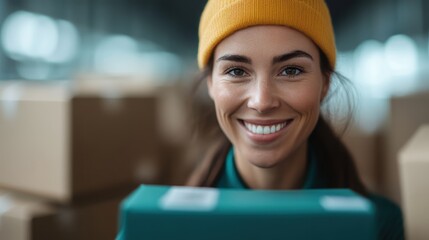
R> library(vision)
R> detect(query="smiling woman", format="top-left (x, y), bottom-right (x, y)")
top-left (208, 26), bottom-right (327, 189)
top-left (186, 0), bottom-right (404, 239)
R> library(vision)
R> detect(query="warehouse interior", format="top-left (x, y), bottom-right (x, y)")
top-left (0, 0), bottom-right (428, 239)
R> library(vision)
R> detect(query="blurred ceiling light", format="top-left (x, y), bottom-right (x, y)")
top-left (1, 11), bottom-right (34, 61)
top-left (94, 35), bottom-right (182, 81)
top-left (1, 11), bottom-right (79, 64)
top-left (384, 34), bottom-right (418, 77)
top-left (1, 11), bottom-right (36, 61)
top-left (353, 40), bottom-right (389, 134)
top-left (1, 11), bottom-right (57, 60)
top-left (139, 51), bottom-right (182, 81)
top-left (47, 20), bottom-right (79, 63)
top-left (353, 40), bottom-right (388, 98)
top-left (94, 35), bottom-right (141, 75)
top-left (32, 15), bottom-right (58, 59)
top-left (350, 35), bottom-right (420, 134)
top-left (384, 34), bottom-right (419, 96)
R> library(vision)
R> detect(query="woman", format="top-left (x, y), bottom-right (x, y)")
top-left (187, 0), bottom-right (404, 239)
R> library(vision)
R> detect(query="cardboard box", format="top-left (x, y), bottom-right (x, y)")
top-left (0, 189), bottom-right (124, 240)
top-left (399, 125), bottom-right (429, 240)
top-left (0, 81), bottom-right (163, 203)
top-left (342, 128), bottom-right (381, 192)
top-left (0, 191), bottom-right (57, 240)
top-left (382, 92), bottom-right (429, 203)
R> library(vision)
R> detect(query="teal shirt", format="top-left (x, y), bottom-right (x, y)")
top-left (216, 146), bottom-right (320, 189)
top-left (216, 147), bottom-right (404, 240)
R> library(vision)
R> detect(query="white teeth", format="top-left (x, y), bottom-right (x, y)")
top-left (244, 121), bottom-right (288, 135)
top-left (256, 126), bottom-right (263, 134)
top-left (263, 126), bottom-right (270, 134)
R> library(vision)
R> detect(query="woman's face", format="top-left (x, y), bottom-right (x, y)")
top-left (208, 25), bottom-right (329, 169)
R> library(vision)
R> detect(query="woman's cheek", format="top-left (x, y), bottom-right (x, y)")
top-left (283, 83), bottom-right (323, 113)
top-left (213, 83), bottom-right (244, 112)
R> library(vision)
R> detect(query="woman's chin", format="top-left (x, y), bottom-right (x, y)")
top-left (247, 158), bottom-right (281, 169)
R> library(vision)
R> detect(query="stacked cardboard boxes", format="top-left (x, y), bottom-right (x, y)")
top-left (381, 92), bottom-right (429, 204)
top-left (0, 190), bottom-right (123, 240)
top-left (342, 91), bottom-right (429, 204)
top-left (0, 78), bottom-right (190, 239)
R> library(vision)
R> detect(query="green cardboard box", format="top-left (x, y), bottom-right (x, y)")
top-left (118, 185), bottom-right (375, 240)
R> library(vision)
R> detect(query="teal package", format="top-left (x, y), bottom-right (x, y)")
top-left (117, 185), bottom-right (376, 240)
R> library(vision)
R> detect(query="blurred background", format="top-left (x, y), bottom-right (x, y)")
top-left (0, 0), bottom-right (428, 239)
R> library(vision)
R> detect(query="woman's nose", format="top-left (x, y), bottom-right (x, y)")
top-left (247, 78), bottom-right (280, 113)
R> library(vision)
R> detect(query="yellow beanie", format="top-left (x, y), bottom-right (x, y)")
top-left (198, 0), bottom-right (336, 69)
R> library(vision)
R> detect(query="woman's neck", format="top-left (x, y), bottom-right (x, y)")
top-left (235, 143), bottom-right (308, 190)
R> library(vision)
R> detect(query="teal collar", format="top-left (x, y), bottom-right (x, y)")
top-left (216, 146), bottom-right (318, 189)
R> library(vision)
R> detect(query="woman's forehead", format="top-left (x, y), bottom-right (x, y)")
top-left (214, 25), bottom-right (319, 60)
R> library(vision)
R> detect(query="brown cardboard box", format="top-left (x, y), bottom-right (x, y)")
top-left (0, 80), bottom-right (163, 203)
top-left (399, 125), bottom-right (429, 240)
top-left (0, 191), bottom-right (57, 240)
top-left (382, 92), bottom-right (429, 203)
top-left (342, 127), bottom-right (380, 192)
top-left (0, 189), bottom-right (124, 240)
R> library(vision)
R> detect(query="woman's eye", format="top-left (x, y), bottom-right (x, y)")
top-left (280, 67), bottom-right (302, 76)
top-left (226, 68), bottom-right (247, 77)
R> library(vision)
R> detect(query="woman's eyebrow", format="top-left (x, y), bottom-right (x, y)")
top-left (216, 54), bottom-right (252, 64)
top-left (272, 50), bottom-right (313, 64)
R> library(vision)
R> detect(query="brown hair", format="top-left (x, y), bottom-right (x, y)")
top-left (189, 49), bottom-right (368, 196)
top-left (310, 49), bottom-right (368, 196)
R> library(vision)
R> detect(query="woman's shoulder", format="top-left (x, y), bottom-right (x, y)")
top-left (368, 193), bottom-right (405, 240)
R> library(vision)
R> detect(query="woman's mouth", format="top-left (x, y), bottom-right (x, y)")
top-left (241, 119), bottom-right (293, 135)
